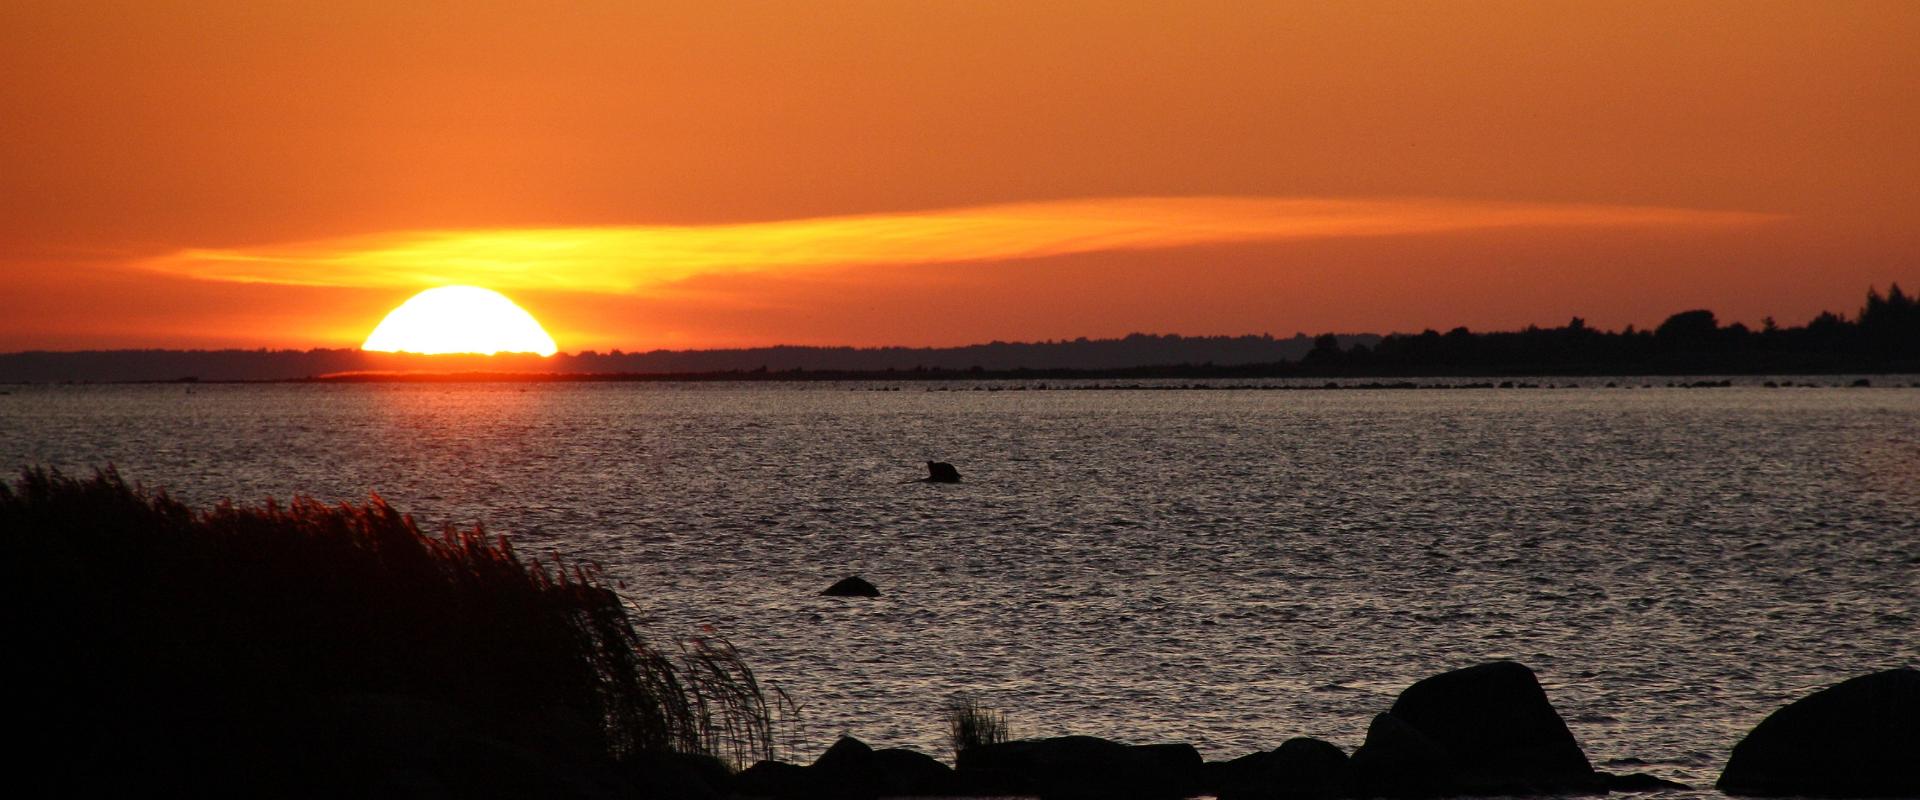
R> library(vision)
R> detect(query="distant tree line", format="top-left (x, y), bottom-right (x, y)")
top-left (0, 286), bottom-right (1913, 382)
top-left (1294, 285), bottom-right (1920, 376)
top-left (0, 333), bottom-right (1376, 383)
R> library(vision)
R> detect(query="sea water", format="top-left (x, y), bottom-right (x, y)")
top-left (4, 379), bottom-right (1916, 792)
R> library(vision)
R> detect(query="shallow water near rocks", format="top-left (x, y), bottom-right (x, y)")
top-left (4, 380), bottom-right (1916, 795)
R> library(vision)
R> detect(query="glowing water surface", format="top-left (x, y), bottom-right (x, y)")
top-left (4, 380), bottom-right (1915, 794)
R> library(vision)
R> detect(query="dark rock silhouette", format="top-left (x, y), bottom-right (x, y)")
top-left (1209, 736), bottom-right (1351, 799)
top-left (731, 759), bottom-right (815, 798)
top-left (923, 461), bottom-right (961, 482)
top-left (1350, 661), bottom-right (1603, 797)
top-left (822, 576), bottom-right (880, 597)
top-left (1132, 743), bottom-right (1206, 798)
top-left (1604, 771), bottom-right (1691, 792)
top-left (622, 750), bottom-right (731, 799)
top-left (810, 736), bottom-right (879, 799)
top-left (812, 735), bottom-right (874, 771)
top-left (730, 739), bottom-right (952, 799)
top-left (872, 748), bottom-right (957, 796)
top-left (956, 735), bottom-right (1201, 800)
top-left (1716, 667), bottom-right (1920, 797)
top-left (1350, 712), bottom-right (1456, 797)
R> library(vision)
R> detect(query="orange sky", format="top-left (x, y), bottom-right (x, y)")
top-left (2, 0), bottom-right (1917, 351)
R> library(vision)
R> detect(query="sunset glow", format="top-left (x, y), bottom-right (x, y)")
top-left (1, 1), bottom-right (1915, 351)
top-left (145, 197), bottom-right (1781, 294)
top-left (361, 286), bottom-right (558, 356)
top-left (6, 2), bottom-right (1918, 787)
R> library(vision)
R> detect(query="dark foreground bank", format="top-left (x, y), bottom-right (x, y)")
top-left (3, 469), bottom-right (1913, 798)
top-left (0, 467), bottom-right (774, 797)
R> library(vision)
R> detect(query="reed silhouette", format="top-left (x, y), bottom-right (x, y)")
top-left (0, 467), bottom-right (781, 794)
top-left (947, 695), bottom-right (1009, 759)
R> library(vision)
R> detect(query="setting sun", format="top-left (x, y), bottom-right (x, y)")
top-left (361, 286), bottom-right (558, 356)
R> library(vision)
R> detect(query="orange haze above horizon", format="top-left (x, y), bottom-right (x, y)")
top-left (2, 1), bottom-right (1917, 352)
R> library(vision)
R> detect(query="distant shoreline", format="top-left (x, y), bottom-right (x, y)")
top-left (106, 368), bottom-right (1920, 387)
top-left (8, 286), bottom-right (1918, 383)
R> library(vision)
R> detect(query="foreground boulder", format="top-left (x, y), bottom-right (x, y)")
top-left (1350, 661), bottom-right (1602, 796)
top-left (957, 735), bottom-right (1202, 800)
top-left (1208, 736), bottom-right (1350, 799)
top-left (1717, 668), bottom-right (1919, 797)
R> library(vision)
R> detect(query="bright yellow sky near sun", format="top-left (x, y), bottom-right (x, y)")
top-left (1, 1), bottom-right (1917, 352)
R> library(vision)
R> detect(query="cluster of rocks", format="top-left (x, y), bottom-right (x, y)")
top-left (704, 663), bottom-right (1916, 800)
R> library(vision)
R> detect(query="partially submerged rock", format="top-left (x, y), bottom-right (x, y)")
top-left (957, 735), bottom-right (1201, 800)
top-left (1604, 771), bottom-right (1691, 792)
top-left (923, 461), bottom-right (961, 483)
top-left (822, 576), bottom-right (880, 597)
top-left (1717, 668), bottom-right (1920, 797)
top-left (1350, 661), bottom-right (1603, 796)
top-left (1209, 736), bottom-right (1351, 799)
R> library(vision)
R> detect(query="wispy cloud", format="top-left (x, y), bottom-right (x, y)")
top-left (144, 196), bottom-right (1782, 292)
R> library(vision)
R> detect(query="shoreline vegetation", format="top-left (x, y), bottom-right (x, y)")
top-left (1, 467), bottom-right (782, 797)
top-left (5, 468), bottom-right (1914, 797)
top-left (4, 286), bottom-right (1918, 384)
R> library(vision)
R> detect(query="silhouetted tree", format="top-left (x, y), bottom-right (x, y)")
top-left (8, 286), bottom-right (1919, 382)
top-left (1301, 332), bottom-right (1345, 366)
top-left (1656, 309), bottom-right (1719, 343)
top-left (1860, 283), bottom-right (1919, 357)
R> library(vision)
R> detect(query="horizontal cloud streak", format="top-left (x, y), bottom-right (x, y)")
top-left (145, 196), bottom-right (1781, 292)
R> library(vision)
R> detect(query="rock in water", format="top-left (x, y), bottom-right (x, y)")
top-left (957, 735), bottom-right (1200, 800)
top-left (822, 576), bottom-right (880, 597)
top-left (1717, 668), bottom-right (1920, 797)
top-left (1351, 661), bottom-right (1602, 796)
top-left (1210, 736), bottom-right (1351, 800)
top-left (924, 461), bottom-right (961, 482)
top-left (1350, 712), bottom-right (1455, 797)
top-left (1604, 772), bottom-right (1691, 792)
